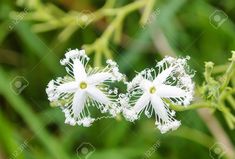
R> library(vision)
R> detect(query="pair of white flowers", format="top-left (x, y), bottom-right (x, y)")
top-left (46, 49), bottom-right (194, 133)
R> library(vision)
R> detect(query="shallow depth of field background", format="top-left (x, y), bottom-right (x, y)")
top-left (0, 0), bottom-right (235, 159)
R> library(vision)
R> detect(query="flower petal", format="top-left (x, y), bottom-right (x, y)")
top-left (86, 86), bottom-right (110, 105)
top-left (153, 66), bottom-right (174, 85)
top-left (151, 94), bottom-right (169, 121)
top-left (57, 81), bottom-right (78, 93)
top-left (73, 59), bottom-right (87, 81)
top-left (133, 92), bottom-right (150, 113)
top-left (157, 120), bottom-right (181, 134)
top-left (156, 84), bottom-right (186, 98)
top-left (140, 79), bottom-right (152, 91)
top-left (87, 72), bottom-right (112, 85)
top-left (72, 90), bottom-right (86, 118)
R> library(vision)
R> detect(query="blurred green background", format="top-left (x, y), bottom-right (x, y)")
top-left (0, 0), bottom-right (235, 159)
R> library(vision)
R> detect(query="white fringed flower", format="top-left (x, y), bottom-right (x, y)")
top-left (46, 49), bottom-right (124, 127)
top-left (121, 56), bottom-right (194, 134)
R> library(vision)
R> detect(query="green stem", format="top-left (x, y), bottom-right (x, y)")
top-left (169, 102), bottom-right (211, 111)
top-left (204, 62), bottom-right (214, 83)
top-left (94, 50), bottom-right (102, 67)
top-left (224, 113), bottom-right (234, 129)
top-left (140, 0), bottom-right (156, 25)
top-left (103, 0), bottom-right (116, 9)
top-left (227, 95), bottom-right (235, 110)
top-left (119, 0), bottom-right (146, 15)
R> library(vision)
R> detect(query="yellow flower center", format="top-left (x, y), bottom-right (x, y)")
top-left (79, 82), bottom-right (87, 89)
top-left (149, 86), bottom-right (156, 94)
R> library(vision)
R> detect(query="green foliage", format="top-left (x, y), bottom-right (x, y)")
top-left (0, 0), bottom-right (235, 159)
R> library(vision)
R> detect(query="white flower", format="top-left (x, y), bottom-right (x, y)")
top-left (122, 56), bottom-right (194, 134)
top-left (46, 49), bottom-right (124, 127)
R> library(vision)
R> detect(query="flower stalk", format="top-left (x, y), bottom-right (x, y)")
top-left (169, 102), bottom-right (211, 112)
